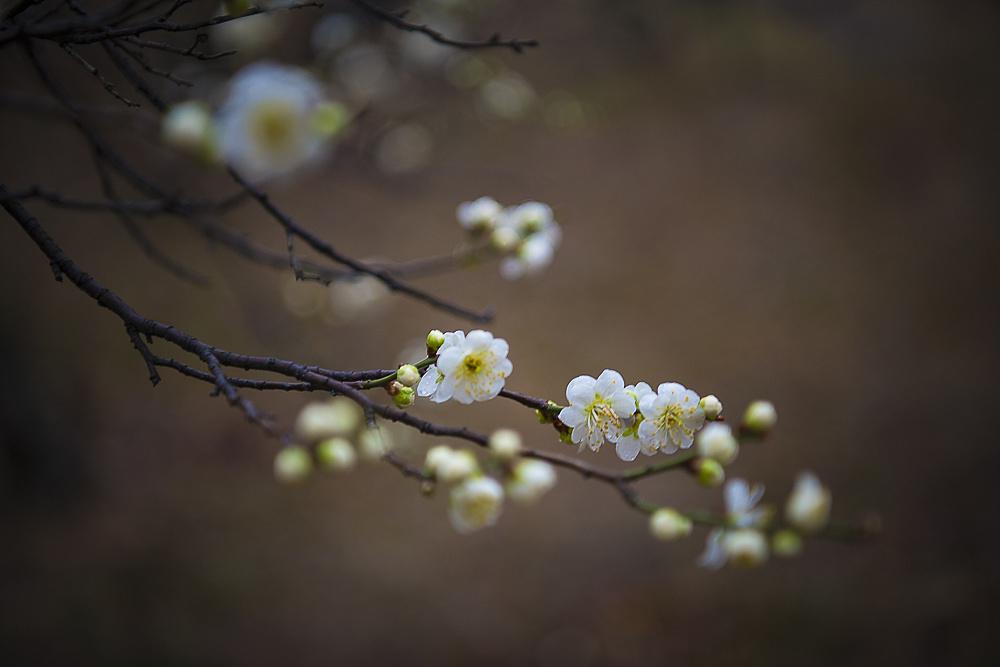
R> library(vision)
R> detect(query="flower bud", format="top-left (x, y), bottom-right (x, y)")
top-left (295, 398), bottom-right (362, 442)
top-left (424, 445), bottom-right (454, 474)
top-left (696, 423), bottom-right (739, 466)
top-left (506, 459), bottom-right (556, 504)
top-left (694, 458), bottom-right (726, 488)
top-left (436, 449), bottom-right (479, 484)
top-left (490, 226), bottom-right (520, 253)
top-left (448, 476), bottom-right (504, 534)
top-left (700, 394), bottom-right (723, 420)
top-left (648, 508), bottom-right (692, 541)
top-left (273, 446), bottom-right (312, 483)
top-left (772, 529), bottom-right (803, 557)
top-left (488, 428), bottom-right (522, 460)
top-left (742, 400), bottom-right (777, 435)
top-left (426, 329), bottom-right (446, 354)
top-left (162, 102), bottom-right (214, 158)
top-left (315, 437), bottom-right (356, 472)
top-left (722, 529), bottom-right (768, 567)
top-left (396, 364), bottom-right (421, 388)
top-left (358, 428), bottom-right (392, 461)
top-left (785, 472), bottom-right (832, 534)
top-left (392, 385), bottom-right (415, 408)
top-left (457, 196), bottom-right (501, 233)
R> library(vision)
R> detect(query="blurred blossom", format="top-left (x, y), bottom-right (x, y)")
top-left (281, 275), bottom-right (329, 318)
top-left (325, 275), bottom-right (390, 324)
top-left (335, 44), bottom-right (396, 101)
top-left (217, 62), bottom-right (331, 179)
top-left (211, 12), bottom-right (284, 54)
top-left (161, 101), bottom-right (215, 160)
top-left (311, 13), bottom-right (359, 57)
top-left (295, 398), bottom-right (363, 443)
top-left (375, 122), bottom-right (434, 174)
top-left (479, 72), bottom-right (536, 120)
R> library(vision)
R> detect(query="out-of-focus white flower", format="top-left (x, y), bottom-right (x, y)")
top-left (506, 459), bottom-right (556, 504)
top-left (700, 394), bottom-right (723, 421)
top-left (295, 398), bottom-right (362, 442)
top-left (424, 445), bottom-right (454, 474)
top-left (326, 275), bottom-right (390, 324)
top-left (420, 330), bottom-right (512, 404)
top-left (742, 400), bottom-right (777, 434)
top-left (637, 382), bottom-right (706, 454)
top-left (358, 427), bottom-right (392, 460)
top-left (615, 382), bottom-right (655, 461)
top-left (500, 202), bottom-right (559, 241)
top-left (499, 235), bottom-right (556, 280)
top-left (375, 122), bottom-right (433, 174)
top-left (479, 72), bottom-right (536, 120)
top-left (315, 437), bottom-right (356, 472)
top-left (449, 476), bottom-right (504, 534)
top-left (725, 478), bottom-right (768, 528)
top-left (435, 449), bottom-right (480, 484)
top-left (785, 472), bottom-right (831, 533)
top-left (723, 529), bottom-right (769, 567)
top-left (457, 196), bottom-right (502, 232)
top-left (162, 102), bottom-right (215, 158)
top-left (696, 423), bottom-right (739, 465)
top-left (217, 62), bottom-right (331, 179)
top-left (649, 508), bottom-right (692, 541)
top-left (558, 370), bottom-right (636, 452)
top-left (490, 225), bottom-right (520, 252)
top-left (274, 446), bottom-right (312, 483)
top-left (488, 428), bottom-right (522, 460)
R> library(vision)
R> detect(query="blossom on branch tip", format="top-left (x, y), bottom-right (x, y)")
top-left (649, 508), bottom-right (692, 541)
top-left (742, 400), bottom-right (777, 435)
top-left (449, 476), bottom-right (504, 534)
top-left (558, 370), bottom-right (636, 452)
top-left (637, 382), bottom-right (706, 454)
top-left (418, 330), bottom-right (512, 404)
top-left (457, 196), bottom-right (502, 232)
top-left (506, 459), bottom-right (556, 504)
top-left (785, 472), bottom-right (831, 534)
top-left (725, 478), bottom-right (768, 528)
top-left (217, 62), bottom-right (333, 179)
top-left (700, 394), bottom-right (723, 421)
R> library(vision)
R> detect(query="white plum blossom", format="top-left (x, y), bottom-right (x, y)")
top-left (558, 370), bottom-right (636, 452)
top-left (295, 397), bottom-right (362, 442)
top-left (161, 101), bottom-right (215, 158)
top-left (698, 478), bottom-right (769, 569)
top-left (649, 508), bottom-right (692, 541)
top-left (785, 472), bottom-right (832, 533)
top-left (417, 330), bottom-right (512, 404)
top-left (696, 422), bottom-right (740, 465)
top-left (448, 476), bottom-right (504, 534)
top-left (457, 196), bottom-right (502, 231)
top-left (494, 201), bottom-right (561, 280)
top-left (637, 382), bottom-right (706, 454)
top-left (217, 62), bottom-right (331, 179)
top-left (488, 428), bottom-right (523, 460)
top-left (506, 459), bottom-right (557, 504)
top-left (499, 235), bottom-right (557, 280)
top-left (500, 201), bottom-right (558, 240)
top-left (615, 382), bottom-right (655, 461)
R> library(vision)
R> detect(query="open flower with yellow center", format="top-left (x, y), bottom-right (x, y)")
top-left (637, 382), bottom-right (706, 454)
top-left (217, 62), bottom-right (331, 179)
top-left (421, 330), bottom-right (512, 404)
top-left (558, 369), bottom-right (636, 452)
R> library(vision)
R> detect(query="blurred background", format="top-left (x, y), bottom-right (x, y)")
top-left (2, 0), bottom-right (1000, 664)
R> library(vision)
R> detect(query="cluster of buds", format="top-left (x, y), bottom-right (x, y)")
top-left (456, 197), bottom-right (562, 280)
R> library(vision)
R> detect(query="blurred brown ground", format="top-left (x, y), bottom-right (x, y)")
top-left (2, 1), bottom-right (1000, 665)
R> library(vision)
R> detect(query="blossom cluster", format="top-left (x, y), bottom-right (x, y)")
top-left (456, 197), bottom-right (562, 280)
top-left (416, 329), bottom-right (513, 404)
top-left (162, 62), bottom-right (349, 179)
top-left (557, 370), bottom-right (719, 462)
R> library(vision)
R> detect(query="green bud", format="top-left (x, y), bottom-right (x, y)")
top-left (311, 101), bottom-right (349, 138)
top-left (426, 329), bottom-right (446, 354)
top-left (396, 364), bottom-right (421, 388)
top-left (694, 458), bottom-right (725, 488)
top-left (392, 385), bottom-right (415, 408)
top-left (742, 400), bottom-right (777, 435)
top-left (772, 530), bottom-right (803, 557)
top-left (315, 437), bottom-right (356, 472)
top-left (273, 446), bottom-right (312, 484)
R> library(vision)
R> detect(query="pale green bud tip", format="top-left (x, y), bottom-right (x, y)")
top-left (274, 446), bottom-right (312, 483)
top-left (694, 458), bottom-right (726, 488)
top-left (700, 394), bottom-right (723, 420)
top-left (488, 428), bottom-right (522, 460)
top-left (311, 102), bottom-right (349, 138)
top-left (396, 364), bottom-right (421, 388)
top-left (426, 329), bottom-right (446, 353)
top-left (316, 437), bottom-right (356, 472)
top-left (649, 508), bottom-right (692, 541)
top-left (743, 400), bottom-right (778, 434)
top-left (772, 530), bottom-right (803, 557)
top-left (392, 385), bottom-right (415, 408)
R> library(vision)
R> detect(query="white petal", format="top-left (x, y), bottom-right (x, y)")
top-left (436, 347), bottom-right (463, 374)
top-left (566, 375), bottom-right (596, 405)
top-left (616, 437), bottom-right (641, 462)
top-left (638, 394), bottom-right (658, 419)
top-left (489, 338), bottom-right (509, 359)
top-left (432, 377), bottom-right (455, 403)
top-left (558, 406), bottom-right (586, 427)
top-left (595, 369), bottom-right (625, 396)
top-left (610, 390), bottom-right (637, 418)
top-left (725, 479), bottom-right (751, 515)
top-left (465, 329), bottom-right (493, 350)
top-left (697, 529), bottom-right (728, 569)
top-left (416, 365), bottom-right (440, 397)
